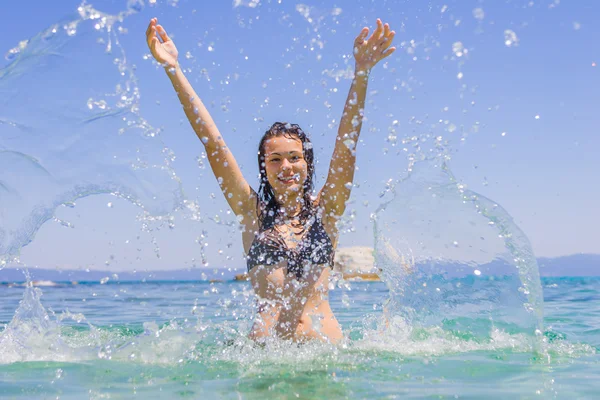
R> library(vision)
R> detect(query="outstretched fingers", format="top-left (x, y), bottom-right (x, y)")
top-left (381, 46), bottom-right (396, 60)
top-left (150, 36), bottom-right (159, 54)
top-left (156, 25), bottom-right (170, 43)
top-left (146, 18), bottom-right (159, 47)
top-left (371, 18), bottom-right (383, 41)
top-left (145, 21), bottom-right (154, 44)
top-left (355, 27), bottom-right (369, 44)
top-left (353, 19), bottom-right (396, 67)
top-left (383, 23), bottom-right (390, 38)
top-left (145, 18), bottom-right (154, 37)
top-left (380, 30), bottom-right (395, 51)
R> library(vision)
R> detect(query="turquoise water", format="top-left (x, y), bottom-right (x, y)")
top-left (0, 277), bottom-right (598, 399)
top-left (1, 1), bottom-right (598, 398)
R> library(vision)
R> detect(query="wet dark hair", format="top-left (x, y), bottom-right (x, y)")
top-left (257, 122), bottom-right (316, 228)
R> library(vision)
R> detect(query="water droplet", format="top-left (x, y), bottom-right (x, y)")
top-left (5, 40), bottom-right (29, 61)
top-left (472, 8), bottom-right (485, 21)
top-left (452, 42), bottom-right (464, 57)
top-left (504, 30), bottom-right (519, 47)
top-left (342, 293), bottom-right (350, 307)
top-left (64, 22), bottom-right (78, 37)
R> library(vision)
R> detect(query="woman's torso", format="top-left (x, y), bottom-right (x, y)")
top-left (242, 195), bottom-right (342, 342)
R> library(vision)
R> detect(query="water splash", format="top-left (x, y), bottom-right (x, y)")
top-left (0, 276), bottom-right (593, 370)
top-left (0, 2), bottom-right (183, 267)
top-left (373, 159), bottom-right (544, 349)
top-left (0, 0), bottom-right (589, 375)
top-left (0, 271), bottom-right (96, 363)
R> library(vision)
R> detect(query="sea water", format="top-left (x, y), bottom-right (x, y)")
top-left (0, 277), bottom-right (598, 399)
top-left (1, 1), bottom-right (598, 398)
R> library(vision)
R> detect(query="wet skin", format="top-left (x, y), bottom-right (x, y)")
top-left (243, 137), bottom-right (343, 343)
top-left (147, 16), bottom-right (396, 344)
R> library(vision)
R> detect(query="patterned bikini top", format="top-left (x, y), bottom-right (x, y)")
top-left (246, 209), bottom-right (335, 279)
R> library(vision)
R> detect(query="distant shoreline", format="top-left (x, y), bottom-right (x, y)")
top-left (2, 253), bottom-right (599, 284)
top-left (0, 278), bottom-right (385, 286)
top-left (2, 276), bottom-right (600, 288)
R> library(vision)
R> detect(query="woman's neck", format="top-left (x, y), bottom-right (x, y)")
top-left (276, 194), bottom-right (304, 219)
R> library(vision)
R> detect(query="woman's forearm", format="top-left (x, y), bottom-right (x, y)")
top-left (146, 19), bottom-right (255, 217)
top-left (319, 68), bottom-right (370, 217)
top-left (337, 67), bottom-right (369, 154)
top-left (166, 65), bottom-right (224, 152)
top-left (165, 65), bottom-right (255, 216)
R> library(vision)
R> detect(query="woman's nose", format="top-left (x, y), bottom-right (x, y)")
top-left (281, 159), bottom-right (291, 170)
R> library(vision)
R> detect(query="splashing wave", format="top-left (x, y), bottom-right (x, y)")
top-left (0, 2), bottom-right (183, 266)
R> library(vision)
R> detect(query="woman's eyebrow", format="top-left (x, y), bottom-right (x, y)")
top-left (266, 151), bottom-right (302, 157)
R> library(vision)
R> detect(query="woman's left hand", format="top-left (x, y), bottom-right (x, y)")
top-left (353, 19), bottom-right (396, 73)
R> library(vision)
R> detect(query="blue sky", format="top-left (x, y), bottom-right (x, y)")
top-left (1, 0), bottom-right (598, 273)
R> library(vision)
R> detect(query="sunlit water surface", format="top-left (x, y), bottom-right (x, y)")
top-left (1, 0), bottom-right (598, 398)
top-left (0, 277), bottom-right (598, 399)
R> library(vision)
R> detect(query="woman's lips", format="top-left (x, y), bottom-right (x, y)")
top-left (278, 175), bottom-right (298, 184)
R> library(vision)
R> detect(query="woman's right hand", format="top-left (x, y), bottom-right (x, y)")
top-left (145, 18), bottom-right (178, 69)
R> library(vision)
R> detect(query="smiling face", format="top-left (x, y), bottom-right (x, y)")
top-left (263, 136), bottom-right (308, 199)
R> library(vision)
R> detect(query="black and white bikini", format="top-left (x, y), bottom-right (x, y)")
top-left (246, 208), bottom-right (335, 279)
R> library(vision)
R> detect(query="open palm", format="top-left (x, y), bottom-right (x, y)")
top-left (145, 18), bottom-right (178, 68)
top-left (354, 19), bottom-right (396, 71)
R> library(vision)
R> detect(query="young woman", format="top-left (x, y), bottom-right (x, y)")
top-left (146, 17), bottom-right (395, 344)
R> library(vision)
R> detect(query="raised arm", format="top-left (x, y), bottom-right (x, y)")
top-left (320, 19), bottom-right (395, 219)
top-left (146, 18), bottom-right (256, 218)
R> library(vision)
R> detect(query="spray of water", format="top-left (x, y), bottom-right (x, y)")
top-left (371, 158), bottom-right (545, 353)
top-left (0, 1), bottom-right (184, 268)
top-left (0, 0), bottom-right (583, 371)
